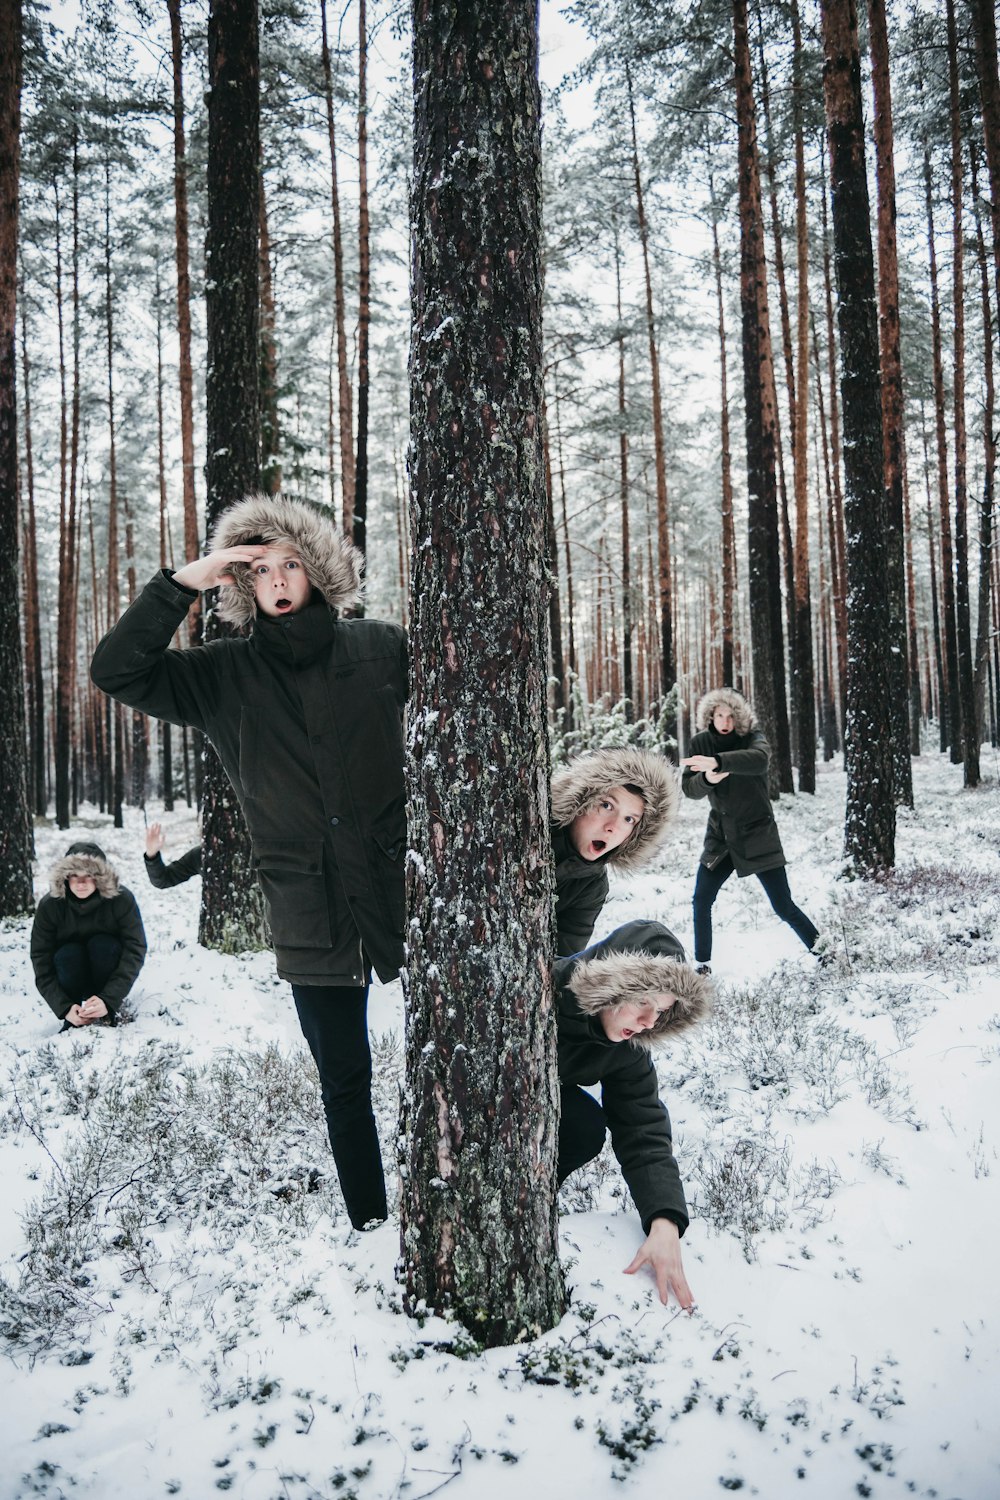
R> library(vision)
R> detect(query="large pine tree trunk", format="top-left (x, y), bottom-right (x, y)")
top-left (0, 0), bottom-right (32, 917)
top-left (734, 0), bottom-right (784, 798)
top-left (820, 0), bottom-right (895, 872)
top-left (403, 0), bottom-right (565, 1345)
top-left (201, 0), bottom-right (268, 954)
top-left (868, 0), bottom-right (913, 804)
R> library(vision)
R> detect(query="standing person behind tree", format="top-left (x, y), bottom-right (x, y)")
top-left (680, 688), bottom-right (819, 973)
top-left (550, 748), bottom-right (680, 956)
top-left (144, 822), bottom-right (202, 890)
top-left (30, 842), bottom-right (147, 1029)
top-left (555, 918), bottom-right (712, 1309)
top-left (92, 494), bottom-right (407, 1231)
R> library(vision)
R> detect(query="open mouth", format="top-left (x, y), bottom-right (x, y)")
top-left (591, 839), bottom-right (607, 854)
top-left (274, 598), bottom-right (292, 611)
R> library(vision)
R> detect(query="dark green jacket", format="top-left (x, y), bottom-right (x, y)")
top-left (682, 727), bottom-right (785, 876)
top-left (145, 846), bottom-right (202, 889)
top-left (554, 922), bottom-right (690, 1235)
top-left (92, 571), bottom-right (407, 986)
top-left (30, 888), bottom-right (147, 1019)
top-left (552, 825), bottom-right (609, 957)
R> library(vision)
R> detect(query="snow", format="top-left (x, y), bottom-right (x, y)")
top-left (1, 750), bottom-right (998, 1499)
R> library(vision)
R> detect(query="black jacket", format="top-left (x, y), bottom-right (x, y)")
top-left (552, 825), bottom-right (609, 957)
top-left (31, 886), bottom-right (147, 1020)
top-left (145, 846), bottom-right (202, 889)
top-left (92, 571), bottom-right (407, 986)
top-left (554, 921), bottom-right (695, 1235)
top-left (682, 727), bottom-right (785, 876)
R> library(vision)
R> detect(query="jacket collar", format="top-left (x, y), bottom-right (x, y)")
top-left (252, 597), bottom-right (336, 668)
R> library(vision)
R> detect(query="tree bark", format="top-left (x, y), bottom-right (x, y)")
top-left (734, 0), bottom-right (784, 798)
top-left (18, 251), bottom-right (44, 814)
top-left (614, 222), bottom-right (633, 720)
top-left (791, 0), bottom-right (815, 793)
top-left (404, 0), bottom-right (564, 1345)
top-left (970, 141), bottom-right (995, 740)
top-left (707, 150), bottom-right (737, 690)
top-left (259, 161), bottom-right (281, 496)
top-left (0, 0), bottom-right (32, 916)
top-left (820, 0), bottom-right (895, 872)
top-left (201, 0), bottom-right (268, 954)
top-left (319, 0), bottom-right (355, 529)
top-left (354, 0), bottom-right (370, 571)
top-left (867, 0), bottom-right (913, 803)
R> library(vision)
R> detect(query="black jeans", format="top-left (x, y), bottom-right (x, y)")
top-left (558, 1085), bottom-right (607, 1183)
top-left (54, 937), bottom-right (122, 1025)
top-left (693, 855), bottom-right (818, 963)
top-left (291, 983), bottom-right (387, 1229)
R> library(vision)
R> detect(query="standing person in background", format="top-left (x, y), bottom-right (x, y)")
top-left (144, 822), bottom-right (202, 890)
top-left (92, 494), bottom-right (406, 1231)
top-left (680, 688), bottom-right (819, 974)
top-left (550, 748), bottom-right (680, 956)
top-left (30, 842), bottom-right (147, 1029)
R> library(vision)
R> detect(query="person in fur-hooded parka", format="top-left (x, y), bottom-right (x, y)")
top-left (30, 842), bottom-right (147, 1027)
top-left (680, 688), bottom-right (818, 967)
top-left (550, 748), bottom-right (680, 955)
top-left (91, 493), bottom-right (407, 1230)
top-left (555, 918), bottom-right (712, 1309)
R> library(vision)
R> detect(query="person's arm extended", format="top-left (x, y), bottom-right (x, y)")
top-left (624, 1215), bottom-right (694, 1310)
top-left (714, 729), bottom-right (770, 776)
top-left (91, 568), bottom-right (230, 731)
top-left (601, 1052), bottom-right (690, 1255)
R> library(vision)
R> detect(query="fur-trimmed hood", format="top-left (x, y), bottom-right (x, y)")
top-left (550, 747), bottom-right (680, 872)
top-left (695, 687), bottom-right (754, 735)
top-left (208, 493), bottom-right (364, 627)
top-left (560, 919), bottom-right (713, 1050)
top-left (48, 842), bottom-right (120, 900)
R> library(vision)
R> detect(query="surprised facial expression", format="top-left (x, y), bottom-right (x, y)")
top-left (250, 545), bottom-right (313, 618)
top-left (569, 785), bottom-right (645, 862)
top-left (600, 991), bottom-right (676, 1044)
top-left (712, 706), bottom-right (735, 735)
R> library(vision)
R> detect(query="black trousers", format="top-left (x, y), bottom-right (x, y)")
top-left (693, 854), bottom-right (818, 963)
top-left (54, 937), bottom-right (122, 1025)
top-left (558, 1084), bottom-right (607, 1183)
top-left (291, 983), bottom-right (387, 1230)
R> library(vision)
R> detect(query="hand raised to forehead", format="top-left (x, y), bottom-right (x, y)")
top-left (173, 547), bottom-right (263, 593)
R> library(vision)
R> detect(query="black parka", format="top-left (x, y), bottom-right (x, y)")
top-left (92, 570), bottom-right (407, 986)
top-left (30, 851), bottom-right (147, 1020)
top-left (682, 726), bottom-right (785, 876)
top-left (554, 920), bottom-right (711, 1235)
top-left (552, 825), bottom-right (609, 957)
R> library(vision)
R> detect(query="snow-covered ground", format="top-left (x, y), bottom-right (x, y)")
top-left (1, 748), bottom-right (998, 1500)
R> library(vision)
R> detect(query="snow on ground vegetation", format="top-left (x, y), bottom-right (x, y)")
top-left (0, 749), bottom-right (998, 1499)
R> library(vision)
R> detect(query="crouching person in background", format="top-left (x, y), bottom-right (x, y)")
top-left (30, 842), bottom-right (148, 1030)
top-left (555, 919), bottom-right (712, 1309)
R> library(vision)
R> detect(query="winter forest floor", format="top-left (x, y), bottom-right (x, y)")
top-left (0, 748), bottom-right (998, 1500)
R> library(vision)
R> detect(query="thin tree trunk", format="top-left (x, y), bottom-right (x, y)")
top-left (168, 0), bottom-right (201, 645)
top-left (820, 0), bottom-right (895, 871)
top-left (259, 159), bottom-right (281, 495)
top-left (0, 0), bottom-right (32, 914)
top-left (868, 0), bottom-right (913, 802)
top-left (354, 0), bottom-right (370, 572)
top-left (18, 250), bottom-right (44, 814)
top-left (707, 151), bottom-right (737, 689)
top-left (554, 376), bottom-right (576, 724)
top-left (819, 145), bottom-right (848, 735)
top-left (155, 262), bottom-right (174, 812)
top-left (970, 141), bottom-right (995, 738)
top-left (542, 399), bottom-right (566, 721)
top-left (319, 0), bottom-right (355, 528)
top-left (791, 0), bottom-right (815, 792)
top-left (626, 62), bottom-right (674, 721)
top-left (614, 223), bottom-right (633, 720)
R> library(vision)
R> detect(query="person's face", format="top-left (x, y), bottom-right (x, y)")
top-left (68, 875), bottom-right (97, 899)
top-left (600, 991), bottom-right (675, 1044)
top-left (712, 706), bottom-right (735, 735)
top-left (250, 545), bottom-right (312, 617)
top-left (569, 785), bottom-right (645, 862)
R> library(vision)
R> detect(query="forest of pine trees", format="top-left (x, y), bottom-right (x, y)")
top-left (2, 0), bottom-right (999, 918)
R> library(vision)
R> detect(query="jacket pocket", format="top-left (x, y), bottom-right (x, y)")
top-left (252, 841), bottom-right (331, 949)
top-left (740, 817), bottom-right (782, 860)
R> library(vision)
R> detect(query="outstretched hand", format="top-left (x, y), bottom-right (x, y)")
top-left (173, 547), bottom-right (263, 594)
top-left (145, 821), bottom-right (165, 858)
top-left (681, 754), bottom-right (729, 783)
top-left (624, 1218), bottom-right (695, 1311)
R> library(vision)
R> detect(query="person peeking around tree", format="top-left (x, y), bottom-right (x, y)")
top-left (554, 918), bottom-right (713, 1310)
top-left (550, 748), bottom-right (681, 957)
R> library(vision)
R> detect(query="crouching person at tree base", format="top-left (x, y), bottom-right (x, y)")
top-left (555, 918), bottom-right (712, 1309)
top-left (30, 843), bottom-right (148, 1029)
top-left (91, 494), bottom-right (407, 1231)
top-left (550, 748), bottom-right (680, 957)
top-left (680, 688), bottom-right (819, 973)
